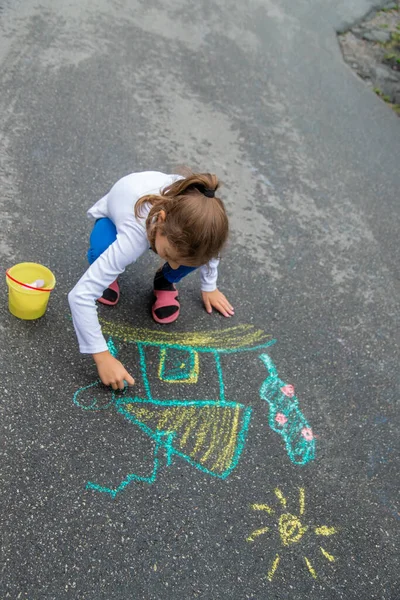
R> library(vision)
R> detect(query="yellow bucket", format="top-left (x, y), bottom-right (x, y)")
top-left (6, 262), bottom-right (56, 320)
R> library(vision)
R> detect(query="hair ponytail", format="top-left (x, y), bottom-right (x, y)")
top-left (162, 172), bottom-right (219, 199)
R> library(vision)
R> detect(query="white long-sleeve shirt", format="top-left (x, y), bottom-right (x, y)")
top-left (68, 171), bottom-right (219, 354)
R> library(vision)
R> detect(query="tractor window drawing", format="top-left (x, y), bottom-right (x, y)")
top-left (73, 322), bottom-right (316, 497)
top-left (158, 347), bottom-right (199, 383)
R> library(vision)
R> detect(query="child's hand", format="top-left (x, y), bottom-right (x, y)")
top-left (93, 351), bottom-right (135, 390)
top-left (201, 289), bottom-right (234, 317)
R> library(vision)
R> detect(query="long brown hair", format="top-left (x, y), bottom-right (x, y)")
top-left (135, 171), bottom-right (229, 267)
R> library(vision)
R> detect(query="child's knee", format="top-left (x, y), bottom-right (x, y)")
top-left (88, 218), bottom-right (117, 263)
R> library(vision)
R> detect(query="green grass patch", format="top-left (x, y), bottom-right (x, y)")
top-left (383, 52), bottom-right (400, 61)
top-left (374, 88), bottom-right (393, 103)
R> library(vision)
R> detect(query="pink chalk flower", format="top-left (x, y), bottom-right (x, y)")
top-left (301, 427), bottom-right (314, 441)
top-left (281, 384), bottom-right (295, 397)
top-left (275, 412), bottom-right (288, 425)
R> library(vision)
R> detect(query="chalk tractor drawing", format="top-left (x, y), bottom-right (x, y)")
top-left (73, 322), bottom-right (316, 497)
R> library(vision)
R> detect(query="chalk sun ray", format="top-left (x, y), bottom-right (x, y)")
top-left (320, 547), bottom-right (335, 562)
top-left (304, 556), bottom-right (317, 579)
top-left (251, 503), bottom-right (274, 514)
top-left (315, 526), bottom-right (336, 536)
top-left (274, 487), bottom-right (287, 508)
top-left (246, 527), bottom-right (269, 542)
top-left (267, 554), bottom-right (280, 581)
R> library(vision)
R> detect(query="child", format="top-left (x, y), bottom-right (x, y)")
top-left (68, 170), bottom-right (234, 390)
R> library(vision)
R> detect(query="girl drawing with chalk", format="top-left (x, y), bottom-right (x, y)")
top-left (68, 170), bottom-right (234, 390)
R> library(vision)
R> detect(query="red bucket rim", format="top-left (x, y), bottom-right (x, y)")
top-left (6, 269), bottom-right (54, 292)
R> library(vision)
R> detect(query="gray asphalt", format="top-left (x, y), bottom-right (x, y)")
top-left (1, 0), bottom-right (399, 598)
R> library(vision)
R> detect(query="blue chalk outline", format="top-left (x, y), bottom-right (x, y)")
top-left (159, 347), bottom-right (198, 382)
top-left (86, 397), bottom-right (253, 498)
top-left (73, 329), bottom-right (316, 497)
top-left (259, 353), bottom-right (315, 465)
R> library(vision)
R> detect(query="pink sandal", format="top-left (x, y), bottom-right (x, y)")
top-left (97, 280), bottom-right (120, 306)
top-left (152, 287), bottom-right (180, 324)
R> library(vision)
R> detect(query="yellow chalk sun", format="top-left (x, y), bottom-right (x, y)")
top-left (246, 487), bottom-right (337, 581)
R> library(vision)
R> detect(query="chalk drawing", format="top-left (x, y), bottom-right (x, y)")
top-left (158, 347), bottom-right (199, 383)
top-left (247, 487), bottom-right (337, 581)
top-left (259, 354), bottom-right (316, 465)
top-left (73, 323), bottom-right (316, 497)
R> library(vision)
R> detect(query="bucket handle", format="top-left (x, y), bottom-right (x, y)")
top-left (6, 269), bottom-right (54, 292)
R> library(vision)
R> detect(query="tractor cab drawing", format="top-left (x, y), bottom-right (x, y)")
top-left (73, 322), bottom-right (315, 497)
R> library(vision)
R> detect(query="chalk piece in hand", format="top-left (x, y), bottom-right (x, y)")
top-left (113, 381), bottom-right (128, 395)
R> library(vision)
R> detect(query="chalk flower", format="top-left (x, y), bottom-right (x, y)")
top-left (301, 427), bottom-right (314, 441)
top-left (275, 412), bottom-right (288, 425)
top-left (281, 384), bottom-right (295, 397)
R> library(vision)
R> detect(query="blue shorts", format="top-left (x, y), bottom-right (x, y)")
top-left (87, 217), bottom-right (197, 284)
